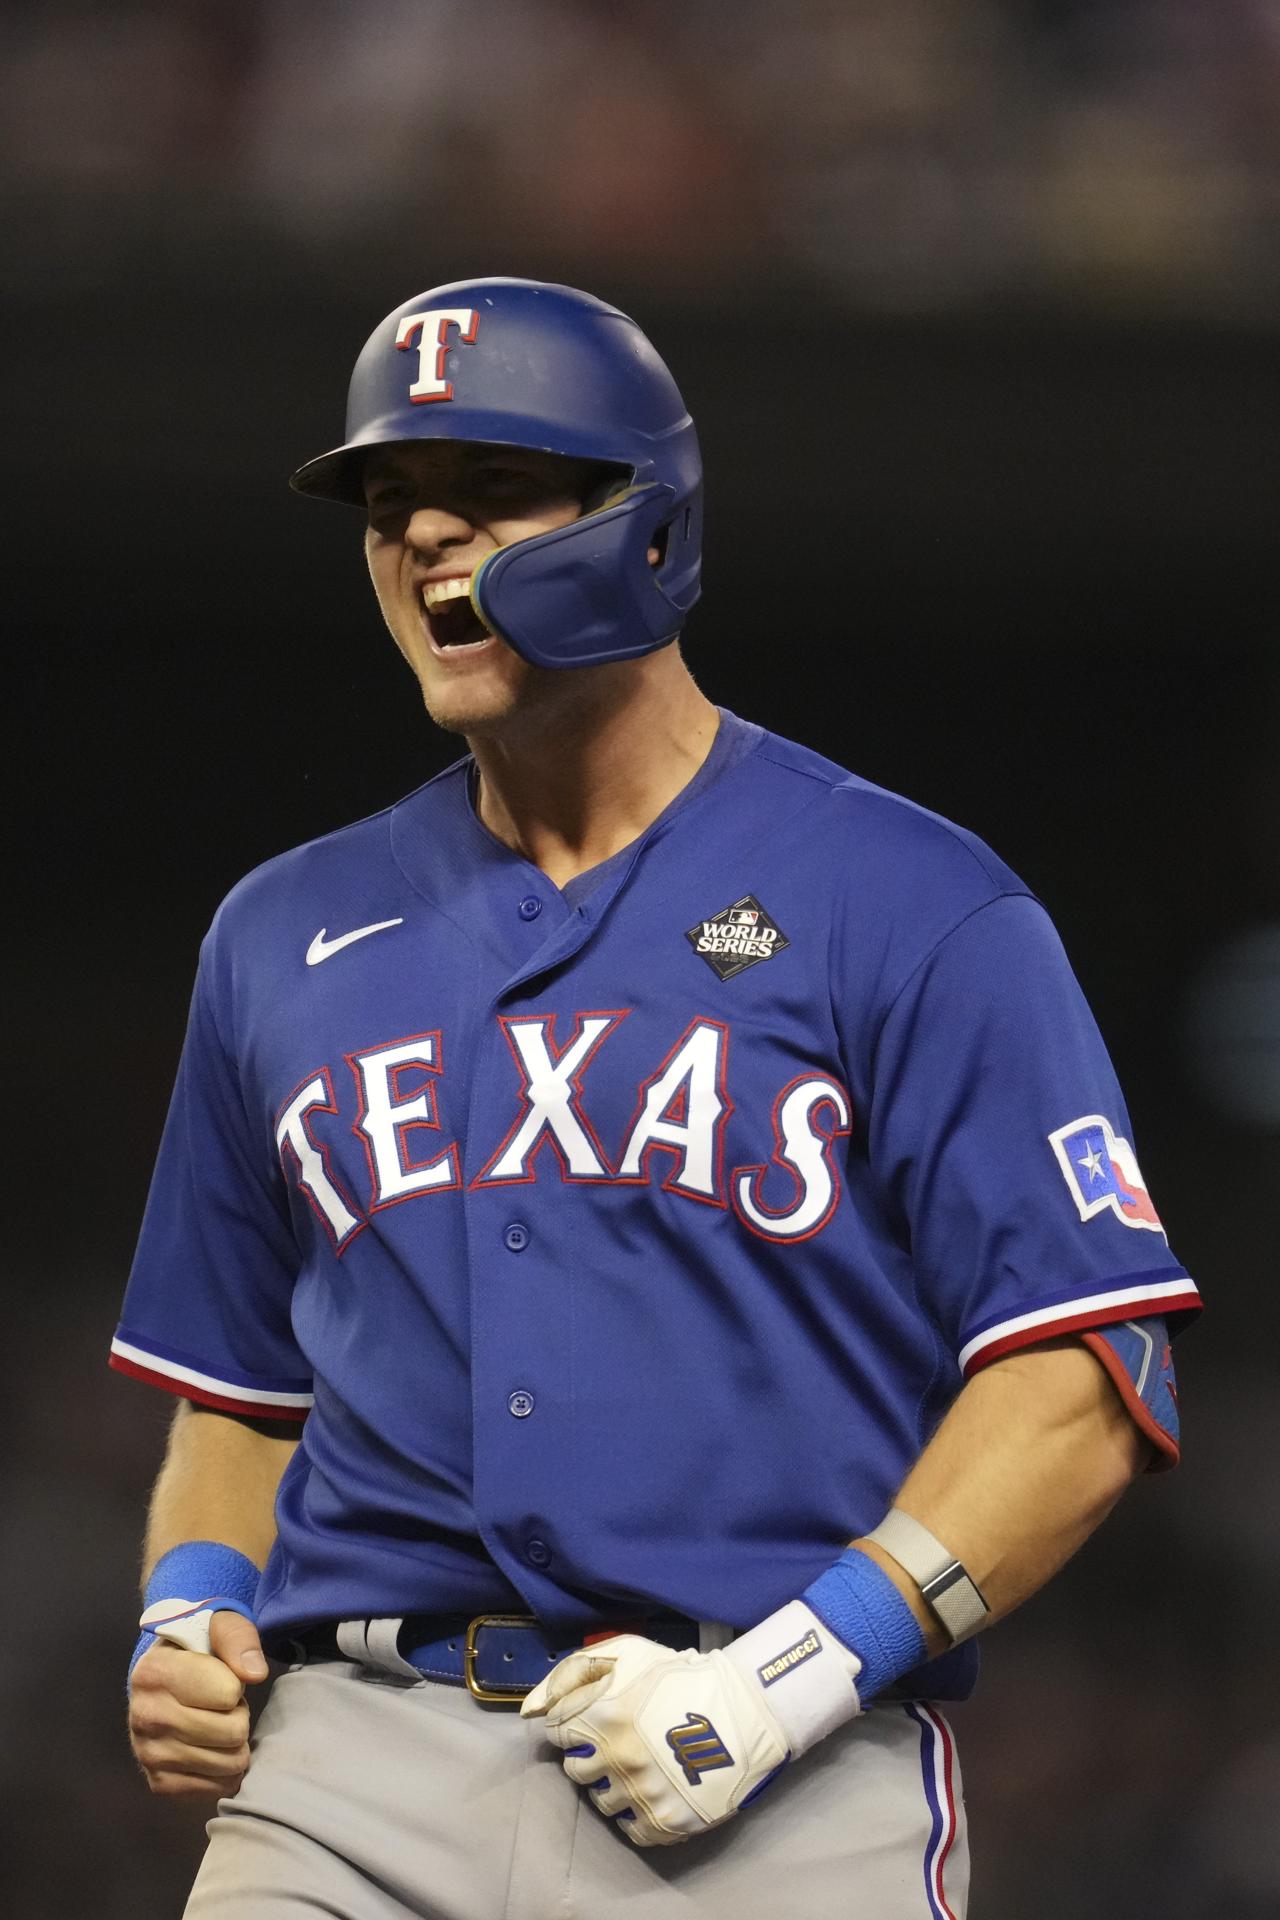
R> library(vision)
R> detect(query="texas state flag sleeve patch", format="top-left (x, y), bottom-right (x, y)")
top-left (1048, 1114), bottom-right (1164, 1233)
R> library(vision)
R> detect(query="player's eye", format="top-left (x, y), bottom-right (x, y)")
top-left (472, 466), bottom-right (541, 496)
top-left (366, 483), bottom-right (414, 513)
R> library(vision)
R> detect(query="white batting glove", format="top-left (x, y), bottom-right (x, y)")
top-left (521, 1601), bottom-right (863, 1847)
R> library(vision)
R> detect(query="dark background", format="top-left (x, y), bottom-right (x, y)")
top-left (6, 3), bottom-right (1279, 1914)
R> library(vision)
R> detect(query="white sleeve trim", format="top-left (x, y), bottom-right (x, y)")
top-left (110, 1335), bottom-right (314, 1409)
top-left (957, 1275), bottom-right (1201, 1376)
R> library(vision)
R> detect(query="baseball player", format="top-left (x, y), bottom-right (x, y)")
top-left (115, 278), bottom-right (1199, 1919)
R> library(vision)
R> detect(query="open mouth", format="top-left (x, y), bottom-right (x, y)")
top-left (421, 576), bottom-right (493, 653)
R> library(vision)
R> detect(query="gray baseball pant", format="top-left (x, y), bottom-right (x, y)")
top-left (184, 1653), bottom-right (969, 1919)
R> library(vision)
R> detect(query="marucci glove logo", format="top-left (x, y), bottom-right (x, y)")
top-left (686, 893), bottom-right (791, 982)
top-left (757, 1627), bottom-right (822, 1686)
top-left (665, 1712), bottom-right (735, 1785)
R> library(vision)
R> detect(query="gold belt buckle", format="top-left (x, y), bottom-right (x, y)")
top-left (463, 1612), bottom-right (541, 1702)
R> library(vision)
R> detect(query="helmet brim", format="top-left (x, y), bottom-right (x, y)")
top-left (290, 410), bottom-right (658, 507)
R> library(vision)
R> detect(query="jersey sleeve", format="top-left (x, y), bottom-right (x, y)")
top-left (109, 936), bottom-right (313, 1422)
top-left (867, 893), bottom-right (1201, 1379)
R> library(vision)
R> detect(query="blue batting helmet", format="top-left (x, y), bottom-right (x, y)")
top-left (290, 277), bottom-right (702, 670)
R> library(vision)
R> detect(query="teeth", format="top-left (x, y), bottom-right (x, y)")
top-left (422, 577), bottom-right (473, 611)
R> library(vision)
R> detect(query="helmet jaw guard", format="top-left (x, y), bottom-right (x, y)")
top-left (291, 277), bottom-right (702, 669)
top-left (472, 485), bottom-right (699, 671)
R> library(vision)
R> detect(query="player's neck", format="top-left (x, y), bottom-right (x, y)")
top-left (469, 654), bottom-right (720, 889)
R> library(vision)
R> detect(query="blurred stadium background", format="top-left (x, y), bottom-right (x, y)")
top-left (7, 1), bottom-right (1279, 1913)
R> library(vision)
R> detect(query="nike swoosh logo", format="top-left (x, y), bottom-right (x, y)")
top-left (306, 918), bottom-right (404, 966)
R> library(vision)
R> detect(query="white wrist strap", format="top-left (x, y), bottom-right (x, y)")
top-left (723, 1599), bottom-right (862, 1757)
top-left (864, 1508), bottom-right (990, 1645)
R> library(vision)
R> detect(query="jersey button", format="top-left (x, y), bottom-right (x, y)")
top-left (525, 1538), bottom-right (552, 1569)
top-left (508, 1390), bottom-right (535, 1419)
top-left (504, 1222), bottom-right (530, 1253)
top-left (518, 895), bottom-right (543, 921)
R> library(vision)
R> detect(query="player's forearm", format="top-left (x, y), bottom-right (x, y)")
top-left (854, 1337), bottom-right (1148, 1655)
top-left (142, 1401), bottom-right (299, 1586)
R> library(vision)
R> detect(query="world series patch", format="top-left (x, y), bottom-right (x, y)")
top-left (686, 893), bottom-right (791, 982)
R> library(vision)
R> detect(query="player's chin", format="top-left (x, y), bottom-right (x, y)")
top-left (416, 666), bottom-right (527, 738)
top-left (412, 639), bottom-right (542, 736)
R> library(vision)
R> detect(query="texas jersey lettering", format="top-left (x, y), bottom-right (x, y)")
top-left (275, 1012), bottom-right (848, 1250)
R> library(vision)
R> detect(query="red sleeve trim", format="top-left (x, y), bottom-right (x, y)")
top-left (108, 1352), bottom-right (310, 1423)
top-left (961, 1285), bottom-right (1201, 1377)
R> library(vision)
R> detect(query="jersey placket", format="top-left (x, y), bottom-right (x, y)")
top-left (463, 851), bottom-right (643, 1624)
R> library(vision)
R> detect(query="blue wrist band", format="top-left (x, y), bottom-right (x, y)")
top-left (802, 1547), bottom-right (926, 1701)
top-left (128, 1540), bottom-right (261, 1684)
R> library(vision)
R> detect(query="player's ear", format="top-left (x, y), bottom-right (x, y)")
top-left (647, 521), bottom-right (672, 570)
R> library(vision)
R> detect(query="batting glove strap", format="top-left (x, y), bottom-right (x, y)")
top-left (802, 1546), bottom-right (927, 1701)
top-left (721, 1599), bottom-right (863, 1759)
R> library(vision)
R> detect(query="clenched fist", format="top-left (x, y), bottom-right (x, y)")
top-left (128, 1607), bottom-right (270, 1801)
top-left (522, 1603), bottom-right (863, 1847)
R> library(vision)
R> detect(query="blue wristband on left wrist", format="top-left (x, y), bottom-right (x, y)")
top-left (802, 1547), bottom-right (926, 1701)
top-left (128, 1540), bottom-right (261, 1685)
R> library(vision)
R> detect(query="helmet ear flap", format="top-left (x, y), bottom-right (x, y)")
top-left (474, 485), bottom-right (687, 670)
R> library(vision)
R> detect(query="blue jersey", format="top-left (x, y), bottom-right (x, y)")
top-left (111, 713), bottom-right (1199, 1687)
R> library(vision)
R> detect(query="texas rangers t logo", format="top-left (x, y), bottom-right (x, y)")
top-left (1048, 1114), bottom-right (1164, 1232)
top-left (394, 308), bottom-right (480, 403)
